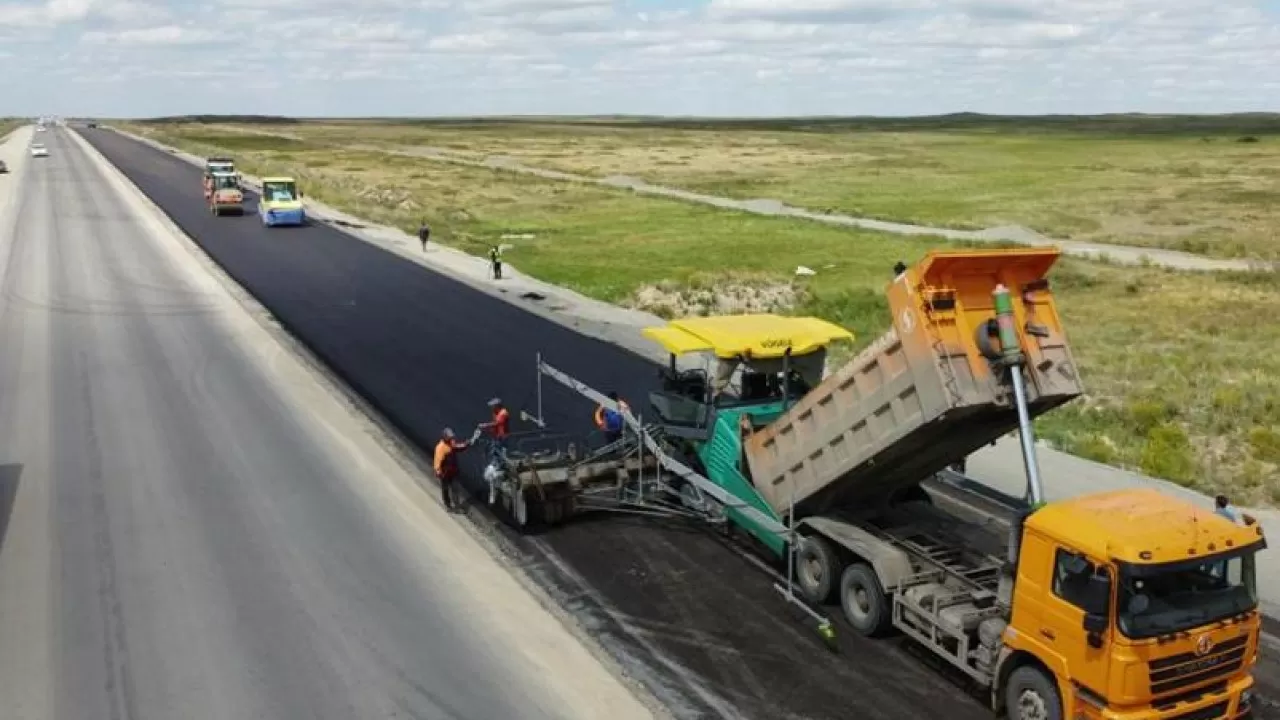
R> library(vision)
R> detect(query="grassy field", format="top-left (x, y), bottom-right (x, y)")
top-left (121, 120), bottom-right (1280, 503)
top-left (132, 114), bottom-right (1280, 262)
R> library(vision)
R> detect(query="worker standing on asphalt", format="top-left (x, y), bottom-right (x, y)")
top-left (418, 221), bottom-right (431, 252)
top-left (479, 397), bottom-right (510, 453)
top-left (433, 427), bottom-right (471, 512)
top-left (594, 391), bottom-right (630, 444)
top-left (489, 245), bottom-right (503, 280)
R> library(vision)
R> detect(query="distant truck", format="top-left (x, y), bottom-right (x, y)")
top-left (207, 172), bottom-right (244, 216)
top-left (518, 247), bottom-right (1266, 720)
top-left (258, 176), bottom-right (306, 227)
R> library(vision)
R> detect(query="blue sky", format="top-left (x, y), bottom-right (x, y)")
top-left (1, 0), bottom-right (1278, 117)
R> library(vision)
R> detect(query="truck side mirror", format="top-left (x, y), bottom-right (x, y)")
top-left (1083, 613), bottom-right (1107, 648)
top-left (1081, 572), bottom-right (1111, 616)
top-left (1080, 571), bottom-right (1111, 648)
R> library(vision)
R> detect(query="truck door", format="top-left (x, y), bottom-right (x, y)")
top-left (1041, 548), bottom-right (1114, 707)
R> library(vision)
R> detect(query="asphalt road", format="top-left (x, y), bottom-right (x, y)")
top-left (75, 124), bottom-right (1280, 720)
top-left (0, 126), bottom-right (657, 720)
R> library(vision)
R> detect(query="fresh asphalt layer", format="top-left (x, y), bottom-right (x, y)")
top-left (0, 127), bottom-right (661, 720)
top-left (77, 125), bottom-right (1280, 720)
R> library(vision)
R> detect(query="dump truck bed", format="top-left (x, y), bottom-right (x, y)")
top-left (743, 249), bottom-right (1084, 518)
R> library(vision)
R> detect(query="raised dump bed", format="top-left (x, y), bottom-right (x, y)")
top-left (744, 248), bottom-right (1083, 517)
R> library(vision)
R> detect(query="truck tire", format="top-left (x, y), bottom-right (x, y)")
top-left (796, 535), bottom-right (842, 605)
top-left (840, 563), bottom-right (892, 637)
top-left (1004, 666), bottom-right (1062, 720)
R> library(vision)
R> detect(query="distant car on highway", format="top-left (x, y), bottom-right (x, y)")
top-left (0, 159), bottom-right (8, 173)
top-left (30, 143), bottom-right (49, 158)
top-left (259, 176), bottom-right (306, 227)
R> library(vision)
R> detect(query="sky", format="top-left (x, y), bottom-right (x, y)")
top-left (1, 0), bottom-right (1279, 117)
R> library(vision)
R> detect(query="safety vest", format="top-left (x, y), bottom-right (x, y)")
top-left (594, 400), bottom-right (629, 432)
top-left (435, 439), bottom-right (462, 479)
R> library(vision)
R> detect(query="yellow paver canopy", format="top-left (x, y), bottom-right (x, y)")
top-left (642, 314), bottom-right (853, 360)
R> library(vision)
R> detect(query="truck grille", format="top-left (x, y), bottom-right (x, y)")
top-left (1149, 636), bottom-right (1248, 696)
top-left (1168, 700), bottom-right (1228, 720)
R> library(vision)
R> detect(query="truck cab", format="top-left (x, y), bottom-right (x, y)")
top-left (258, 176), bottom-right (306, 227)
top-left (1003, 489), bottom-right (1264, 719)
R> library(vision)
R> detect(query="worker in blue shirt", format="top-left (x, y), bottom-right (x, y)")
top-left (594, 391), bottom-right (630, 445)
top-left (1214, 494), bottom-right (1241, 524)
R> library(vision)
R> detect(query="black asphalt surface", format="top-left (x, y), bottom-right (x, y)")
top-left (0, 127), bottom-right (647, 720)
top-left (77, 125), bottom-right (1280, 720)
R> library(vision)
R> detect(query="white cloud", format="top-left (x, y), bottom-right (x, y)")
top-left (2, 0), bottom-right (1278, 116)
top-left (81, 24), bottom-right (218, 45)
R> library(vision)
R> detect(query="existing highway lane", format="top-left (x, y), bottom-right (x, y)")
top-left (0, 126), bottom-right (659, 719)
top-left (75, 123), bottom-right (1280, 720)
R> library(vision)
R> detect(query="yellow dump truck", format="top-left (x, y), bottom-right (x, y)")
top-left (521, 247), bottom-right (1266, 720)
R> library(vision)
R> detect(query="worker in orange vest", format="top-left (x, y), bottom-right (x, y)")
top-left (594, 391), bottom-right (630, 444)
top-left (433, 427), bottom-right (472, 512)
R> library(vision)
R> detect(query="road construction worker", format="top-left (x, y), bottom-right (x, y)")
top-left (489, 245), bottom-right (503, 280)
top-left (433, 427), bottom-right (471, 512)
top-left (418, 221), bottom-right (431, 252)
top-left (594, 391), bottom-right (630, 444)
top-left (479, 397), bottom-right (511, 457)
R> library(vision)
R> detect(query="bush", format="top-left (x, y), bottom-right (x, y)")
top-left (1139, 423), bottom-right (1196, 484)
top-left (1248, 426), bottom-right (1280, 464)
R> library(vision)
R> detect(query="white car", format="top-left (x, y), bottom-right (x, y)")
top-left (31, 144), bottom-right (48, 158)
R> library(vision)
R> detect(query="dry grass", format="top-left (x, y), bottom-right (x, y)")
top-left (149, 119), bottom-right (1280, 262)
top-left (122, 122), bottom-right (1280, 503)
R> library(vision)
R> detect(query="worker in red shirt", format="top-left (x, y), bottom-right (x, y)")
top-left (480, 398), bottom-right (510, 439)
top-left (479, 397), bottom-right (511, 459)
top-left (433, 427), bottom-right (472, 512)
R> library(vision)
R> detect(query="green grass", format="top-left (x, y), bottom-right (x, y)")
top-left (122, 122), bottom-right (1280, 504)
top-left (132, 116), bottom-right (1280, 262)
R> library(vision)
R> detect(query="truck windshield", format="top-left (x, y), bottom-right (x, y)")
top-left (1117, 550), bottom-right (1258, 639)
top-left (215, 176), bottom-right (238, 189)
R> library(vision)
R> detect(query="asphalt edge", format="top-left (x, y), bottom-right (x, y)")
top-left (65, 124), bottom-right (725, 720)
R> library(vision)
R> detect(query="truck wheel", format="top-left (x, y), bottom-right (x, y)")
top-left (1004, 666), bottom-right (1062, 720)
top-left (795, 535), bottom-right (841, 605)
top-left (840, 563), bottom-right (891, 636)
